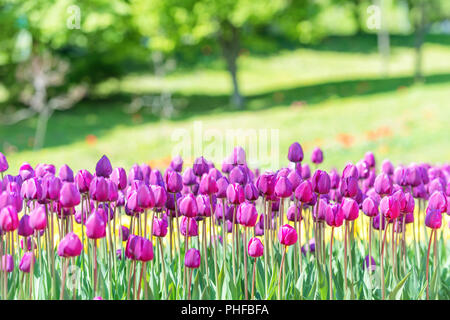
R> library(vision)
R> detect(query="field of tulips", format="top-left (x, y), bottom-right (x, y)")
top-left (0, 144), bottom-right (448, 301)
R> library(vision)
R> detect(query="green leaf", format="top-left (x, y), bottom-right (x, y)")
top-left (387, 271), bottom-right (411, 300)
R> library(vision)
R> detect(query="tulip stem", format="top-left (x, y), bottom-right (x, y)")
top-left (60, 259), bottom-right (69, 300)
top-left (187, 268), bottom-right (193, 300)
top-left (232, 205), bottom-right (237, 283)
top-left (425, 229), bottom-right (435, 300)
top-left (344, 220), bottom-right (348, 295)
top-left (93, 239), bottom-right (98, 297)
top-left (159, 238), bottom-right (167, 299)
top-left (278, 246), bottom-right (287, 300)
top-left (329, 227), bottom-right (334, 300)
top-left (243, 227), bottom-right (248, 300)
top-left (251, 257), bottom-right (257, 300)
top-left (381, 222), bottom-right (389, 300)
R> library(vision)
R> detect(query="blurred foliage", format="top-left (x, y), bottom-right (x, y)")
top-left (0, 0), bottom-right (449, 110)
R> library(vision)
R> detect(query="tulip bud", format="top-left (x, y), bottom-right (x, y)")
top-left (427, 191), bottom-right (447, 214)
top-left (153, 218), bottom-right (168, 237)
top-left (180, 216), bottom-right (199, 237)
top-left (0, 205), bottom-right (19, 232)
top-left (278, 224), bottom-right (298, 246)
top-left (362, 197), bottom-right (379, 217)
top-left (184, 248), bottom-right (201, 268)
top-left (295, 180), bottom-right (313, 203)
top-left (311, 147), bottom-right (323, 164)
top-left (380, 196), bottom-right (400, 221)
top-left (341, 197), bottom-right (359, 221)
top-left (18, 214), bottom-right (33, 237)
top-left (193, 157), bottom-right (209, 177)
top-left (286, 204), bottom-right (302, 222)
top-left (170, 155), bottom-right (183, 172)
top-left (58, 232), bottom-right (83, 257)
top-left (325, 203), bottom-right (344, 227)
top-left (180, 194), bottom-right (198, 217)
top-left (30, 205), bottom-right (47, 230)
top-left (312, 170), bottom-right (330, 195)
top-left (134, 237), bottom-right (154, 262)
top-left (425, 208), bottom-right (442, 229)
top-left (59, 182), bottom-right (81, 208)
top-left (59, 164), bottom-right (74, 182)
top-left (165, 170), bottom-right (183, 193)
top-left (381, 160), bottom-right (394, 175)
top-left (199, 173), bottom-right (218, 195)
top-left (111, 167), bottom-right (127, 190)
top-left (96, 155), bottom-right (113, 178)
top-left (226, 183), bottom-right (245, 205)
top-left (0, 153), bottom-right (8, 173)
top-left (288, 142), bottom-right (304, 163)
top-left (257, 173), bottom-right (276, 196)
top-left (374, 173), bottom-right (393, 196)
top-left (0, 254), bottom-right (13, 273)
top-left (275, 176), bottom-right (293, 198)
top-left (237, 202), bottom-right (258, 227)
top-left (86, 210), bottom-right (107, 239)
top-left (248, 237), bottom-right (264, 258)
top-left (19, 252), bottom-right (36, 273)
top-left (364, 152), bottom-right (376, 169)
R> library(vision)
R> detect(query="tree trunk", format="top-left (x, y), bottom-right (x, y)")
top-left (34, 107), bottom-right (51, 150)
top-left (375, 0), bottom-right (390, 77)
top-left (219, 21), bottom-right (244, 109)
top-left (414, 0), bottom-right (426, 83)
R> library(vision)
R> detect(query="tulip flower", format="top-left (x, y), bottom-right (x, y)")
top-left (0, 152), bottom-right (8, 173)
top-left (0, 254), bottom-right (14, 273)
top-left (96, 155), bottom-right (113, 178)
top-left (311, 147), bottom-right (323, 165)
top-left (247, 237), bottom-right (263, 300)
top-left (288, 142), bottom-right (304, 163)
top-left (75, 169), bottom-right (93, 194)
top-left (58, 232), bottom-right (83, 299)
top-left (277, 224), bottom-right (297, 299)
top-left (19, 252), bottom-right (36, 273)
top-left (59, 164), bottom-right (74, 182)
top-left (184, 248), bottom-right (201, 299)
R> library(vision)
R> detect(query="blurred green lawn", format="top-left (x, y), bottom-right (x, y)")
top-left (1, 36), bottom-right (450, 173)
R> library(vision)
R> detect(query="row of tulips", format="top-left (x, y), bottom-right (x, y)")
top-left (0, 144), bottom-right (448, 300)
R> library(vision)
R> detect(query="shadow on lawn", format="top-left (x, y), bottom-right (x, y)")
top-left (2, 71), bottom-right (450, 153)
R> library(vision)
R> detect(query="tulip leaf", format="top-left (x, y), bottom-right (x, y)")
top-left (387, 271), bottom-right (411, 300)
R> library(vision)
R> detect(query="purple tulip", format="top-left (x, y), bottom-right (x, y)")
top-left (199, 173), bottom-right (218, 195)
top-left (59, 164), bottom-right (74, 182)
top-left (275, 176), bottom-right (293, 198)
top-left (111, 167), bottom-right (127, 190)
top-left (237, 202), bottom-right (258, 227)
top-left (185, 248), bottom-right (201, 268)
top-left (311, 147), bottom-right (323, 164)
top-left (362, 197), bottom-right (379, 217)
top-left (341, 197), bottom-right (359, 221)
top-left (425, 208), bottom-right (442, 229)
top-left (59, 182), bottom-right (81, 208)
top-left (374, 173), bottom-right (393, 196)
top-left (380, 196), bottom-right (400, 221)
top-left (58, 232), bottom-right (83, 257)
top-left (325, 203), bottom-right (344, 227)
top-left (427, 191), bottom-right (447, 214)
top-left (96, 155), bottom-right (113, 178)
top-left (278, 224), bottom-right (298, 246)
top-left (288, 142), bottom-right (304, 163)
top-left (153, 217), bottom-right (168, 237)
top-left (30, 205), bottom-right (47, 231)
top-left (0, 153), bottom-right (8, 173)
top-left (381, 160), bottom-right (394, 175)
top-left (257, 172), bottom-right (276, 196)
top-left (286, 204), bottom-right (302, 222)
top-left (363, 255), bottom-right (376, 272)
top-left (364, 152), bottom-right (376, 168)
top-left (226, 183), bottom-right (245, 205)
top-left (134, 237), bottom-right (154, 262)
top-left (295, 180), bottom-right (313, 203)
top-left (86, 210), bottom-right (107, 239)
top-left (19, 252), bottom-right (36, 273)
top-left (179, 194), bottom-right (198, 217)
top-left (193, 156), bottom-right (209, 177)
top-left (248, 237), bottom-right (264, 258)
top-left (0, 205), bottom-right (19, 232)
top-left (312, 170), bottom-right (330, 195)
top-left (180, 216), bottom-right (198, 237)
top-left (170, 155), bottom-right (183, 172)
top-left (0, 254), bottom-right (14, 273)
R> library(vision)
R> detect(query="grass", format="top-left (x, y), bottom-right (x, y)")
top-left (1, 35), bottom-right (450, 173)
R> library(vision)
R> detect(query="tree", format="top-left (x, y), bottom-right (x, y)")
top-left (406, 0), bottom-right (450, 82)
top-left (130, 0), bottom-right (317, 109)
